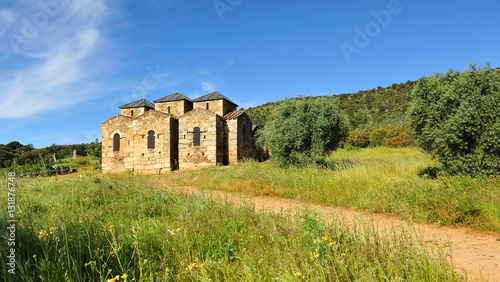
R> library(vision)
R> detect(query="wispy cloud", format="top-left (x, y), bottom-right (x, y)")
top-left (0, 0), bottom-right (119, 119)
top-left (200, 80), bottom-right (217, 92)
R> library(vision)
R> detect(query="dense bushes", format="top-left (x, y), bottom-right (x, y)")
top-left (344, 126), bottom-right (414, 148)
top-left (345, 128), bottom-right (373, 148)
top-left (407, 64), bottom-right (500, 176)
top-left (246, 81), bottom-right (417, 130)
top-left (259, 98), bottom-right (350, 167)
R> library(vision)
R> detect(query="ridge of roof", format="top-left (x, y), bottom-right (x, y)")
top-left (192, 91), bottom-right (238, 107)
top-left (154, 92), bottom-right (192, 103)
top-left (119, 99), bottom-right (155, 109)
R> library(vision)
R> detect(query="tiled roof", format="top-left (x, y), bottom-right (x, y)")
top-left (223, 111), bottom-right (245, 120)
top-left (192, 91), bottom-right (238, 107)
top-left (154, 92), bottom-right (192, 103)
top-left (119, 99), bottom-right (155, 109)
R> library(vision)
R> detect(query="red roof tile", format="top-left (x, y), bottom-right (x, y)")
top-left (223, 111), bottom-right (245, 120)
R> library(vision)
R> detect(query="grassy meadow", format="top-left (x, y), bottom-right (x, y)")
top-left (180, 147), bottom-right (500, 231)
top-left (0, 166), bottom-right (462, 281)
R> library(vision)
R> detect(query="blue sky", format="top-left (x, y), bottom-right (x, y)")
top-left (0, 0), bottom-right (499, 148)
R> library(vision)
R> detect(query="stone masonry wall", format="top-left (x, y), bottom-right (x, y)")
top-left (102, 115), bottom-right (132, 174)
top-left (155, 100), bottom-right (193, 117)
top-left (179, 108), bottom-right (223, 169)
top-left (120, 107), bottom-right (151, 118)
top-left (226, 113), bottom-right (253, 164)
top-left (129, 111), bottom-right (177, 175)
top-left (223, 101), bottom-right (237, 116)
top-left (237, 113), bottom-right (254, 160)
top-left (193, 100), bottom-right (237, 116)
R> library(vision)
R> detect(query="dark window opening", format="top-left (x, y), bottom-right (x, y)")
top-left (193, 127), bottom-right (201, 146)
top-left (113, 133), bottom-right (120, 151)
top-left (168, 106), bottom-right (170, 114)
top-left (206, 103), bottom-right (209, 110)
top-left (148, 130), bottom-right (155, 149)
top-left (131, 110), bottom-right (134, 117)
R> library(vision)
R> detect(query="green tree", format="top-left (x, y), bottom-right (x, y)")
top-left (259, 98), bottom-right (350, 167)
top-left (369, 128), bottom-right (388, 147)
top-left (407, 63), bottom-right (500, 175)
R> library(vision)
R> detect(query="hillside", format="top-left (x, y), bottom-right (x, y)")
top-left (247, 67), bottom-right (500, 130)
top-left (246, 80), bottom-right (418, 129)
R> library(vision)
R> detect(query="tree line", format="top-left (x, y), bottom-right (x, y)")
top-left (0, 141), bottom-right (102, 173)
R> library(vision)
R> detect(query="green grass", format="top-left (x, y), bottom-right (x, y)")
top-left (180, 147), bottom-right (500, 231)
top-left (0, 169), bottom-right (461, 281)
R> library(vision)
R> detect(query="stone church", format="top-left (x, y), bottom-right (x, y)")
top-left (102, 92), bottom-right (264, 174)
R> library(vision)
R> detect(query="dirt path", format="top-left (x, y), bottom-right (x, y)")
top-left (162, 183), bottom-right (500, 282)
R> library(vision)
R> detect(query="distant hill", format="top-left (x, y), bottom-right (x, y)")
top-left (246, 80), bottom-right (418, 130)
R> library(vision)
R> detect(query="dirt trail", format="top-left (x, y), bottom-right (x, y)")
top-left (163, 183), bottom-right (500, 282)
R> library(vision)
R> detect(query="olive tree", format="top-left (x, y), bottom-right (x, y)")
top-left (259, 98), bottom-right (350, 167)
top-left (407, 63), bottom-right (500, 175)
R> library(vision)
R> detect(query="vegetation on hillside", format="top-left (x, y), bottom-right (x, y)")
top-left (408, 63), bottom-right (500, 176)
top-left (246, 80), bottom-right (417, 130)
top-left (0, 171), bottom-right (460, 281)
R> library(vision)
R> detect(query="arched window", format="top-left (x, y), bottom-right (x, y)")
top-left (193, 127), bottom-right (201, 146)
top-left (113, 133), bottom-right (120, 151)
top-left (131, 110), bottom-right (134, 117)
top-left (167, 106), bottom-right (171, 114)
top-left (206, 102), bottom-right (209, 110)
top-left (148, 130), bottom-right (155, 149)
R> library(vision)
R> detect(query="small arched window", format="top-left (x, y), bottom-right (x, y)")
top-left (167, 106), bottom-right (171, 114)
top-left (131, 110), bottom-right (134, 117)
top-left (206, 102), bottom-right (209, 110)
top-left (193, 127), bottom-right (201, 146)
top-left (113, 133), bottom-right (120, 151)
top-left (148, 130), bottom-right (155, 149)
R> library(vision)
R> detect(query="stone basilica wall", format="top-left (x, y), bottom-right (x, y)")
top-left (178, 108), bottom-right (224, 170)
top-left (102, 111), bottom-right (178, 174)
top-left (155, 100), bottom-right (193, 117)
top-left (102, 99), bottom-right (263, 174)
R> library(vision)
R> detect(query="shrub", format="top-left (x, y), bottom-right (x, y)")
top-left (345, 127), bottom-right (373, 148)
top-left (369, 128), bottom-right (388, 147)
top-left (385, 126), bottom-right (415, 148)
top-left (407, 63), bottom-right (500, 175)
top-left (71, 157), bottom-right (90, 166)
top-left (259, 98), bottom-right (350, 167)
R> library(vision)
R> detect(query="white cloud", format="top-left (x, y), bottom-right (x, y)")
top-left (200, 80), bottom-right (217, 92)
top-left (0, 0), bottom-right (118, 119)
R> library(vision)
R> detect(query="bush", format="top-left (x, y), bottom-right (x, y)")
top-left (71, 157), bottom-right (91, 166)
top-left (407, 63), bottom-right (500, 175)
top-left (385, 126), bottom-right (415, 148)
top-left (369, 128), bottom-right (388, 147)
top-left (259, 98), bottom-right (350, 167)
top-left (345, 127), bottom-right (373, 148)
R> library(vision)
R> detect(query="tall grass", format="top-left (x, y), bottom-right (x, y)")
top-left (0, 169), bottom-right (461, 281)
top-left (181, 147), bottom-right (500, 231)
